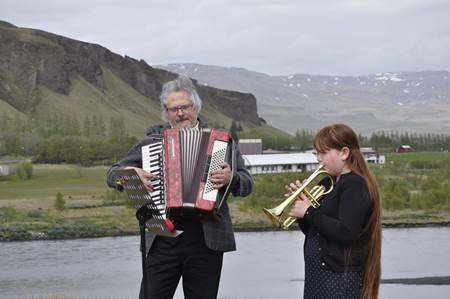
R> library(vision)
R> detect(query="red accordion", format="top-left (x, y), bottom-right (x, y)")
top-left (142, 128), bottom-right (234, 214)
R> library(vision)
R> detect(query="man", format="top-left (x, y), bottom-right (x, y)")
top-left (107, 75), bottom-right (253, 299)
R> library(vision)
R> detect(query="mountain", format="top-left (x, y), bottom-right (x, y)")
top-left (157, 63), bottom-right (450, 135)
top-left (0, 21), bottom-right (279, 138)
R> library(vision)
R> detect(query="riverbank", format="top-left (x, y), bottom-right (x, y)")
top-left (2, 212), bottom-right (450, 242)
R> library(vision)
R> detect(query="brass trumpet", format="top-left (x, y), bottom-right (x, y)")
top-left (263, 165), bottom-right (334, 229)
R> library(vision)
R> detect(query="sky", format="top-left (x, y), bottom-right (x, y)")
top-left (1, 0), bottom-right (450, 76)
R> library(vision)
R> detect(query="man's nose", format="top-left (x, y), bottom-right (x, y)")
top-left (176, 109), bottom-right (185, 115)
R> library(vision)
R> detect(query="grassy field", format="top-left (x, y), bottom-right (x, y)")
top-left (0, 164), bottom-right (137, 240)
top-left (386, 152), bottom-right (450, 163)
top-left (233, 151), bottom-right (450, 228)
top-left (1, 152), bottom-right (449, 240)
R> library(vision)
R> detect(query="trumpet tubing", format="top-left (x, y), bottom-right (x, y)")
top-left (262, 165), bottom-right (334, 230)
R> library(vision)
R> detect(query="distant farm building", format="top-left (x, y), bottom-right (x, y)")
top-left (361, 147), bottom-right (386, 164)
top-left (238, 139), bottom-right (263, 155)
top-left (242, 153), bottom-right (319, 174)
top-left (0, 164), bottom-right (10, 176)
top-left (242, 146), bottom-right (386, 174)
top-left (396, 145), bottom-right (413, 153)
top-left (0, 160), bottom-right (24, 176)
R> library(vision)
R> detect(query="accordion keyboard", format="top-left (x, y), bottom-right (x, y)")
top-left (142, 142), bottom-right (166, 216)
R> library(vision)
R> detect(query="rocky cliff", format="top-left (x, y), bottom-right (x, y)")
top-left (0, 20), bottom-right (262, 126)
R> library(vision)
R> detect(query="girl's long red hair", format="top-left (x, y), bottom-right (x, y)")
top-left (313, 123), bottom-right (382, 299)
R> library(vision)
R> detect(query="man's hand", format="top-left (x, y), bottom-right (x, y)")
top-left (125, 166), bottom-right (158, 192)
top-left (209, 163), bottom-right (232, 189)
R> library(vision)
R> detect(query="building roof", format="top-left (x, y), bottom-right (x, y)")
top-left (262, 149), bottom-right (290, 154)
top-left (361, 147), bottom-right (377, 154)
top-left (243, 153), bottom-right (318, 166)
top-left (239, 139), bottom-right (262, 143)
top-left (0, 160), bottom-right (22, 165)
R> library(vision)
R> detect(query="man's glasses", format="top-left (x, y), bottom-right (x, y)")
top-left (166, 104), bottom-right (193, 114)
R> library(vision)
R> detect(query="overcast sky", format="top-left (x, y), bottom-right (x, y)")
top-left (1, 0), bottom-right (450, 76)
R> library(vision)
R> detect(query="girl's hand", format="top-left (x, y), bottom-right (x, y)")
top-left (289, 198), bottom-right (311, 219)
top-left (284, 180), bottom-right (308, 201)
top-left (285, 179), bottom-right (310, 218)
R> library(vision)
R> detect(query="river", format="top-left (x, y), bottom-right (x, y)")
top-left (1, 227), bottom-right (449, 298)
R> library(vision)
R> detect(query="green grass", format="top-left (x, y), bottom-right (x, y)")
top-left (0, 98), bottom-right (22, 116)
top-left (0, 164), bottom-right (108, 200)
top-left (386, 152), bottom-right (450, 163)
top-left (0, 25), bottom-right (57, 47)
top-left (0, 164), bottom-right (137, 240)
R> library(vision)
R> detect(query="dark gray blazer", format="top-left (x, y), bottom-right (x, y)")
top-left (106, 119), bottom-right (253, 253)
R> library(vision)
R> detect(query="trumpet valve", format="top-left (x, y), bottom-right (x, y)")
top-left (305, 185), bottom-right (326, 208)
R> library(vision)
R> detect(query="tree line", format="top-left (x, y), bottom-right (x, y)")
top-left (239, 127), bottom-right (450, 152)
top-left (0, 113), bottom-right (137, 165)
top-left (1, 114), bottom-right (449, 165)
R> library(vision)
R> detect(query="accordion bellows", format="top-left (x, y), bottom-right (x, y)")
top-left (142, 128), bottom-right (232, 213)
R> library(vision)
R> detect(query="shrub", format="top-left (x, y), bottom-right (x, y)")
top-left (16, 161), bottom-right (33, 179)
top-left (46, 223), bottom-right (107, 239)
top-left (0, 173), bottom-right (7, 181)
top-left (55, 192), bottom-right (66, 211)
top-left (26, 209), bottom-right (44, 218)
top-left (0, 206), bottom-right (23, 221)
top-left (409, 193), bottom-right (426, 210)
top-left (383, 192), bottom-right (407, 210)
top-left (0, 225), bottom-right (32, 241)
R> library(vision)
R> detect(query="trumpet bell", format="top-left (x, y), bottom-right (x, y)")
top-left (263, 207), bottom-right (284, 228)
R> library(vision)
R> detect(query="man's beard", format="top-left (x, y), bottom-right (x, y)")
top-left (175, 117), bottom-right (192, 128)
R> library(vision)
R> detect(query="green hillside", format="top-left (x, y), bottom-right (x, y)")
top-left (34, 68), bottom-right (163, 137)
top-left (0, 99), bottom-right (23, 116)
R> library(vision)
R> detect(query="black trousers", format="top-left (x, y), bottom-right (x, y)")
top-left (139, 220), bottom-right (224, 299)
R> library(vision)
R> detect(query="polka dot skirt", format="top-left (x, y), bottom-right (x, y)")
top-left (303, 227), bottom-right (363, 298)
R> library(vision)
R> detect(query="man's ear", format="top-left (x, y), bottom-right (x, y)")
top-left (340, 147), bottom-right (350, 161)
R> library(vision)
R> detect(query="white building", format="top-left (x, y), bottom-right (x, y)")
top-left (0, 160), bottom-right (23, 176)
top-left (243, 153), bottom-right (319, 174)
top-left (0, 164), bottom-right (10, 176)
top-left (243, 147), bottom-right (385, 175)
top-left (361, 147), bottom-right (385, 164)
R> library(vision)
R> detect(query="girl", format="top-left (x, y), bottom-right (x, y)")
top-left (288, 124), bottom-right (382, 299)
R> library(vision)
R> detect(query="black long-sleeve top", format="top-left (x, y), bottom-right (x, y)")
top-left (299, 171), bottom-right (373, 272)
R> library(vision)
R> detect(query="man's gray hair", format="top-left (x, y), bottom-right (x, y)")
top-left (160, 74), bottom-right (202, 121)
